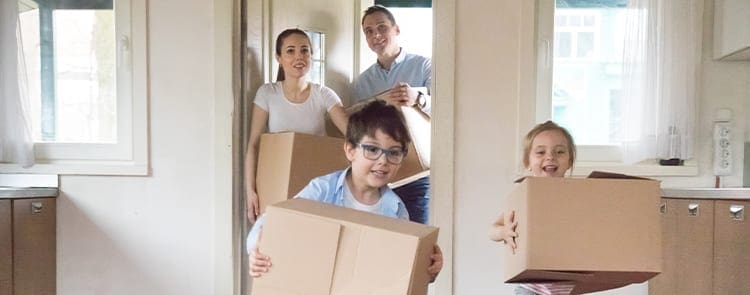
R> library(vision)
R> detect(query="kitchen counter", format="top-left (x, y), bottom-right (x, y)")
top-left (0, 187), bottom-right (58, 199)
top-left (662, 188), bottom-right (750, 200)
top-left (0, 174), bottom-right (59, 199)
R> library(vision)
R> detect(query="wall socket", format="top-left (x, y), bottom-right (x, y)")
top-left (713, 122), bottom-right (732, 176)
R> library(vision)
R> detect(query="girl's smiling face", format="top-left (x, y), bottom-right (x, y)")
top-left (527, 130), bottom-right (572, 178)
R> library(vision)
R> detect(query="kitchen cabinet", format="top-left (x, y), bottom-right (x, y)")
top-left (713, 0), bottom-right (750, 60)
top-left (0, 197), bottom-right (56, 295)
top-left (713, 200), bottom-right (750, 294)
top-left (649, 197), bottom-right (750, 295)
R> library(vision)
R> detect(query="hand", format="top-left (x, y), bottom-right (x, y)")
top-left (248, 244), bottom-right (272, 278)
top-left (490, 211), bottom-right (518, 253)
top-left (428, 244), bottom-right (443, 283)
top-left (246, 189), bottom-right (260, 223)
top-left (385, 82), bottom-right (418, 106)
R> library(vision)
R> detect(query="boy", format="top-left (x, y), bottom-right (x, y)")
top-left (247, 100), bottom-right (442, 282)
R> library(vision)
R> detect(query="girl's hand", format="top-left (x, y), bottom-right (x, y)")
top-left (248, 244), bottom-right (272, 278)
top-left (428, 244), bottom-right (443, 283)
top-left (246, 190), bottom-right (260, 223)
top-left (490, 211), bottom-right (519, 253)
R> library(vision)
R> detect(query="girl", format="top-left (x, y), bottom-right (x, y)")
top-left (244, 28), bottom-right (349, 223)
top-left (489, 120), bottom-right (577, 295)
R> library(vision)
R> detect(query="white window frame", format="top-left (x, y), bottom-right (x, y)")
top-left (2, 0), bottom-right (148, 175)
top-left (535, 0), bottom-right (696, 177)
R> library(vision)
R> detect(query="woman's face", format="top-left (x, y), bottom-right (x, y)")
top-left (527, 130), bottom-right (572, 178)
top-left (276, 33), bottom-right (311, 79)
top-left (362, 12), bottom-right (400, 57)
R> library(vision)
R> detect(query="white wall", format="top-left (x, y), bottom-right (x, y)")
top-left (443, 0), bottom-right (747, 294)
top-left (56, 0), bottom-right (233, 294)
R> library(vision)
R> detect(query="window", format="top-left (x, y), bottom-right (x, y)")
top-left (6, 0), bottom-right (148, 175)
top-left (305, 30), bottom-right (326, 85)
top-left (536, 0), bottom-right (699, 176)
top-left (538, 0), bottom-right (627, 162)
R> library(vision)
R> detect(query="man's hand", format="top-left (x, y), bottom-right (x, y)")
top-left (384, 82), bottom-right (418, 106)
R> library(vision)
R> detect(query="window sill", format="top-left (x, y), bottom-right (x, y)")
top-left (0, 162), bottom-right (148, 176)
top-left (572, 159), bottom-right (699, 177)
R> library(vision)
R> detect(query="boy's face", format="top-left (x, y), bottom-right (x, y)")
top-left (527, 130), bottom-right (571, 178)
top-left (362, 12), bottom-right (400, 57)
top-left (345, 129), bottom-right (404, 190)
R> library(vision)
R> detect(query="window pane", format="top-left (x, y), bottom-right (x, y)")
top-left (19, 5), bottom-right (116, 144)
top-left (576, 32), bottom-right (594, 58)
top-left (551, 5), bottom-right (627, 145)
top-left (555, 32), bottom-right (572, 58)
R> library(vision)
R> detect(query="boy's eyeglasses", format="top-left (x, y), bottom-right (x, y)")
top-left (356, 144), bottom-right (406, 164)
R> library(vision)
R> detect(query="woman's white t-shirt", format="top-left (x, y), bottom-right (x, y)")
top-left (253, 81), bottom-right (342, 136)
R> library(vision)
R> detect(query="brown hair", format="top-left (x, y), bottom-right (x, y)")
top-left (361, 5), bottom-right (397, 26)
top-left (275, 28), bottom-right (311, 81)
top-left (346, 100), bottom-right (411, 153)
top-left (522, 120), bottom-right (576, 169)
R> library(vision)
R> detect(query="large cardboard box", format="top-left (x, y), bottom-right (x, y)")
top-left (256, 132), bottom-right (427, 212)
top-left (256, 132), bottom-right (349, 213)
top-left (502, 173), bottom-right (662, 294)
top-left (252, 198), bottom-right (439, 295)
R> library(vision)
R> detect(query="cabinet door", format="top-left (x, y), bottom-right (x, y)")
top-left (13, 198), bottom-right (56, 295)
top-left (651, 198), bottom-right (714, 294)
top-left (0, 200), bottom-right (10, 295)
top-left (713, 200), bottom-right (750, 294)
top-left (648, 198), bottom-right (678, 295)
top-left (674, 199), bottom-right (714, 295)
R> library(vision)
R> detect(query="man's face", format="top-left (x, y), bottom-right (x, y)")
top-left (362, 11), bottom-right (400, 56)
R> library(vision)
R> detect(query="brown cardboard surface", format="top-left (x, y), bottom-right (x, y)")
top-left (252, 198), bottom-right (439, 295)
top-left (502, 176), bottom-right (662, 290)
top-left (256, 132), bottom-right (428, 212)
top-left (256, 132), bottom-right (349, 213)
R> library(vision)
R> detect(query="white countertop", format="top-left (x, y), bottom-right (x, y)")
top-left (662, 188), bottom-right (750, 200)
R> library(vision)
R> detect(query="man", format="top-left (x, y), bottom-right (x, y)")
top-left (355, 5), bottom-right (432, 224)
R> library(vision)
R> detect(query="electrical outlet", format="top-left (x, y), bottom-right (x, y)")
top-left (713, 122), bottom-right (732, 176)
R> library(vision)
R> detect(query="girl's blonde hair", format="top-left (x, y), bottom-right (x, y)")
top-left (522, 120), bottom-right (576, 168)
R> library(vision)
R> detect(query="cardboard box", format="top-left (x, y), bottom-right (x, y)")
top-left (256, 132), bottom-right (427, 212)
top-left (502, 173), bottom-right (662, 294)
top-left (256, 132), bottom-right (350, 213)
top-left (252, 198), bottom-right (439, 295)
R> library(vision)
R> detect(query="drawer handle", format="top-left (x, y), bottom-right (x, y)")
top-left (729, 205), bottom-right (744, 221)
top-left (659, 202), bottom-right (667, 214)
top-left (31, 201), bottom-right (43, 214)
top-left (688, 203), bottom-right (699, 217)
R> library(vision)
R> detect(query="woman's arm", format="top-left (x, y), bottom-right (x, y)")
top-left (244, 106), bottom-right (269, 223)
top-left (328, 104), bottom-right (348, 135)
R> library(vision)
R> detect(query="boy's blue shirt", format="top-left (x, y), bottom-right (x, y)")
top-left (246, 167), bottom-right (409, 253)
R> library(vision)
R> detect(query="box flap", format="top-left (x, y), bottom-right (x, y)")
top-left (587, 171), bottom-right (655, 181)
top-left (400, 105), bottom-right (430, 169)
top-left (273, 198), bottom-right (438, 238)
top-left (252, 205), bottom-right (342, 295)
top-left (331, 227), bottom-right (417, 294)
top-left (506, 270), bottom-right (594, 283)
